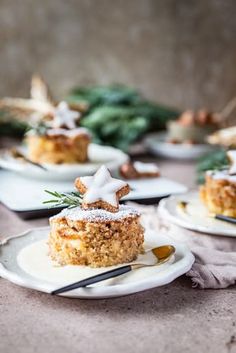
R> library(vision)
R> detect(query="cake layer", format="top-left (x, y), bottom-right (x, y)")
top-left (46, 127), bottom-right (90, 138)
top-left (26, 132), bottom-right (90, 164)
top-left (167, 121), bottom-right (215, 143)
top-left (200, 171), bottom-right (236, 217)
top-left (49, 205), bottom-right (144, 267)
top-left (206, 170), bottom-right (236, 183)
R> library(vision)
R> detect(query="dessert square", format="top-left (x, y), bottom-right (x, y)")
top-left (27, 128), bottom-right (90, 164)
top-left (46, 165), bottom-right (144, 267)
top-left (200, 170), bottom-right (236, 217)
top-left (49, 206), bottom-right (144, 267)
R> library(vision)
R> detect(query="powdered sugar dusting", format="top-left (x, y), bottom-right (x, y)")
top-left (51, 205), bottom-right (140, 222)
top-left (134, 161), bottom-right (159, 174)
top-left (207, 169), bottom-right (236, 182)
top-left (46, 127), bottom-right (90, 138)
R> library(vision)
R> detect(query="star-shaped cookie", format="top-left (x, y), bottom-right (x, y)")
top-left (51, 101), bottom-right (80, 130)
top-left (227, 150), bottom-right (236, 175)
top-left (75, 165), bottom-right (130, 212)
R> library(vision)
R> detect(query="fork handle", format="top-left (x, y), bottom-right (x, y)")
top-left (215, 214), bottom-right (236, 224)
top-left (51, 265), bottom-right (132, 295)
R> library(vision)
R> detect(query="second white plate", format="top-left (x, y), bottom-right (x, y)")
top-left (159, 191), bottom-right (236, 237)
top-left (0, 170), bottom-right (187, 216)
top-left (0, 143), bottom-right (129, 181)
top-left (144, 132), bottom-right (216, 160)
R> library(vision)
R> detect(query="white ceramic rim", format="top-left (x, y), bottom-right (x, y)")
top-left (144, 132), bottom-right (215, 159)
top-left (0, 143), bottom-right (129, 180)
top-left (159, 191), bottom-right (236, 237)
top-left (0, 227), bottom-right (194, 299)
top-left (144, 131), bottom-right (213, 148)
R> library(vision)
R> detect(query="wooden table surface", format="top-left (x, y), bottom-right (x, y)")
top-left (0, 157), bottom-right (236, 353)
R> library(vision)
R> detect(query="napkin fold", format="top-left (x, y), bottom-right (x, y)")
top-left (132, 203), bottom-right (236, 289)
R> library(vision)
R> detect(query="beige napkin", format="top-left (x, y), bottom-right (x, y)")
top-left (132, 203), bottom-right (236, 289)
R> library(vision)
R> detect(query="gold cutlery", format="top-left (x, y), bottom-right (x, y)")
top-left (178, 200), bottom-right (236, 225)
top-left (51, 245), bottom-right (175, 295)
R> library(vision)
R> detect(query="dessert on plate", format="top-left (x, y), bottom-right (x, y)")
top-left (0, 74), bottom-right (90, 165)
top-left (167, 109), bottom-right (218, 144)
top-left (207, 126), bottom-right (236, 148)
top-left (48, 165), bottom-right (144, 267)
top-left (200, 150), bottom-right (236, 217)
top-left (26, 101), bottom-right (91, 164)
top-left (120, 161), bottom-right (160, 179)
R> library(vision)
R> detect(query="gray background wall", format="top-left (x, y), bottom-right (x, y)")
top-left (0, 0), bottom-right (236, 111)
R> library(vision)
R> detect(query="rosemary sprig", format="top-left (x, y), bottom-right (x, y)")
top-left (43, 190), bottom-right (82, 208)
top-left (27, 121), bottom-right (49, 136)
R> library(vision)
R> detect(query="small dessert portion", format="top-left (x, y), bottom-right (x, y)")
top-left (167, 109), bottom-right (218, 144)
top-left (200, 150), bottom-right (236, 217)
top-left (207, 126), bottom-right (236, 148)
top-left (26, 101), bottom-right (91, 164)
top-left (120, 161), bottom-right (160, 179)
top-left (48, 166), bottom-right (144, 267)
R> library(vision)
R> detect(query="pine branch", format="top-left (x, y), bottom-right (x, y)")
top-left (196, 149), bottom-right (229, 184)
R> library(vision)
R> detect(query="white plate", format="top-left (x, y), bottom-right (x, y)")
top-left (0, 227), bottom-right (194, 299)
top-left (0, 170), bottom-right (187, 213)
top-left (0, 143), bottom-right (129, 181)
top-left (144, 132), bottom-right (215, 160)
top-left (159, 191), bottom-right (236, 237)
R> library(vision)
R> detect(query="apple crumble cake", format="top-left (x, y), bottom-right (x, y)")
top-left (48, 165), bottom-right (144, 267)
top-left (167, 109), bottom-right (218, 144)
top-left (200, 150), bottom-right (236, 217)
top-left (49, 205), bottom-right (144, 267)
top-left (27, 128), bottom-right (90, 164)
top-left (26, 101), bottom-right (91, 164)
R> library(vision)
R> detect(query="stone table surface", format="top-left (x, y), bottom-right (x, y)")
top-left (0, 159), bottom-right (235, 353)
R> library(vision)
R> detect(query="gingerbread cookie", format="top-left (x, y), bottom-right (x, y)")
top-left (119, 162), bottom-right (139, 179)
top-left (120, 161), bottom-right (160, 179)
top-left (50, 101), bottom-right (80, 130)
top-left (75, 165), bottom-right (130, 212)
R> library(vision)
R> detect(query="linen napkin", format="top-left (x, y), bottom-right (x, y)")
top-left (132, 203), bottom-right (236, 289)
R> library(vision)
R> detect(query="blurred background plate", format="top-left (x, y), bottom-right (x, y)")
top-left (144, 132), bottom-right (216, 160)
top-left (0, 143), bottom-right (129, 181)
top-left (0, 170), bottom-right (187, 219)
top-left (159, 191), bottom-right (236, 237)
